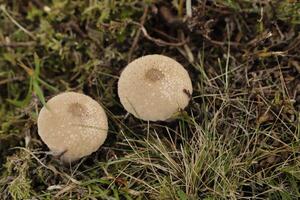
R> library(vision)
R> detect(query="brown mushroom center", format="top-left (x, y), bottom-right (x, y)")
top-left (68, 102), bottom-right (88, 117)
top-left (145, 68), bottom-right (165, 82)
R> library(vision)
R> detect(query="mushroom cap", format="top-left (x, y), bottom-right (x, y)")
top-left (37, 92), bottom-right (108, 163)
top-left (118, 54), bottom-right (192, 121)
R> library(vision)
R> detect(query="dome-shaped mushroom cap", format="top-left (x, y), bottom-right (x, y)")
top-left (37, 92), bottom-right (108, 163)
top-left (118, 54), bottom-right (193, 121)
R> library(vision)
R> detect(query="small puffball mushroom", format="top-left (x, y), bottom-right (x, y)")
top-left (37, 92), bottom-right (108, 163)
top-left (118, 54), bottom-right (193, 121)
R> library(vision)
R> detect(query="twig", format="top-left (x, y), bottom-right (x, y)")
top-left (202, 33), bottom-right (240, 47)
top-left (0, 76), bottom-right (25, 85)
top-left (0, 41), bottom-right (36, 47)
top-left (128, 6), bottom-right (149, 62)
top-left (152, 28), bottom-right (180, 42)
top-left (130, 21), bottom-right (188, 47)
top-left (0, 5), bottom-right (36, 40)
top-left (247, 31), bottom-right (273, 46)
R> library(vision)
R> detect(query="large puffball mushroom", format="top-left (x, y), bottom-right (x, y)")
top-left (118, 54), bottom-right (193, 121)
top-left (37, 92), bottom-right (108, 163)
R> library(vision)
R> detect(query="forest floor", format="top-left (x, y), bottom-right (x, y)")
top-left (1, 0), bottom-right (300, 199)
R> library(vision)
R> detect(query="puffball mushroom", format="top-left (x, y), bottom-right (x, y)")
top-left (118, 54), bottom-right (193, 121)
top-left (37, 92), bottom-right (108, 163)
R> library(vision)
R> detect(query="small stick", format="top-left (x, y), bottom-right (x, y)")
top-left (0, 41), bottom-right (36, 47)
top-left (130, 21), bottom-right (187, 47)
top-left (128, 6), bottom-right (149, 62)
top-left (0, 5), bottom-right (36, 40)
